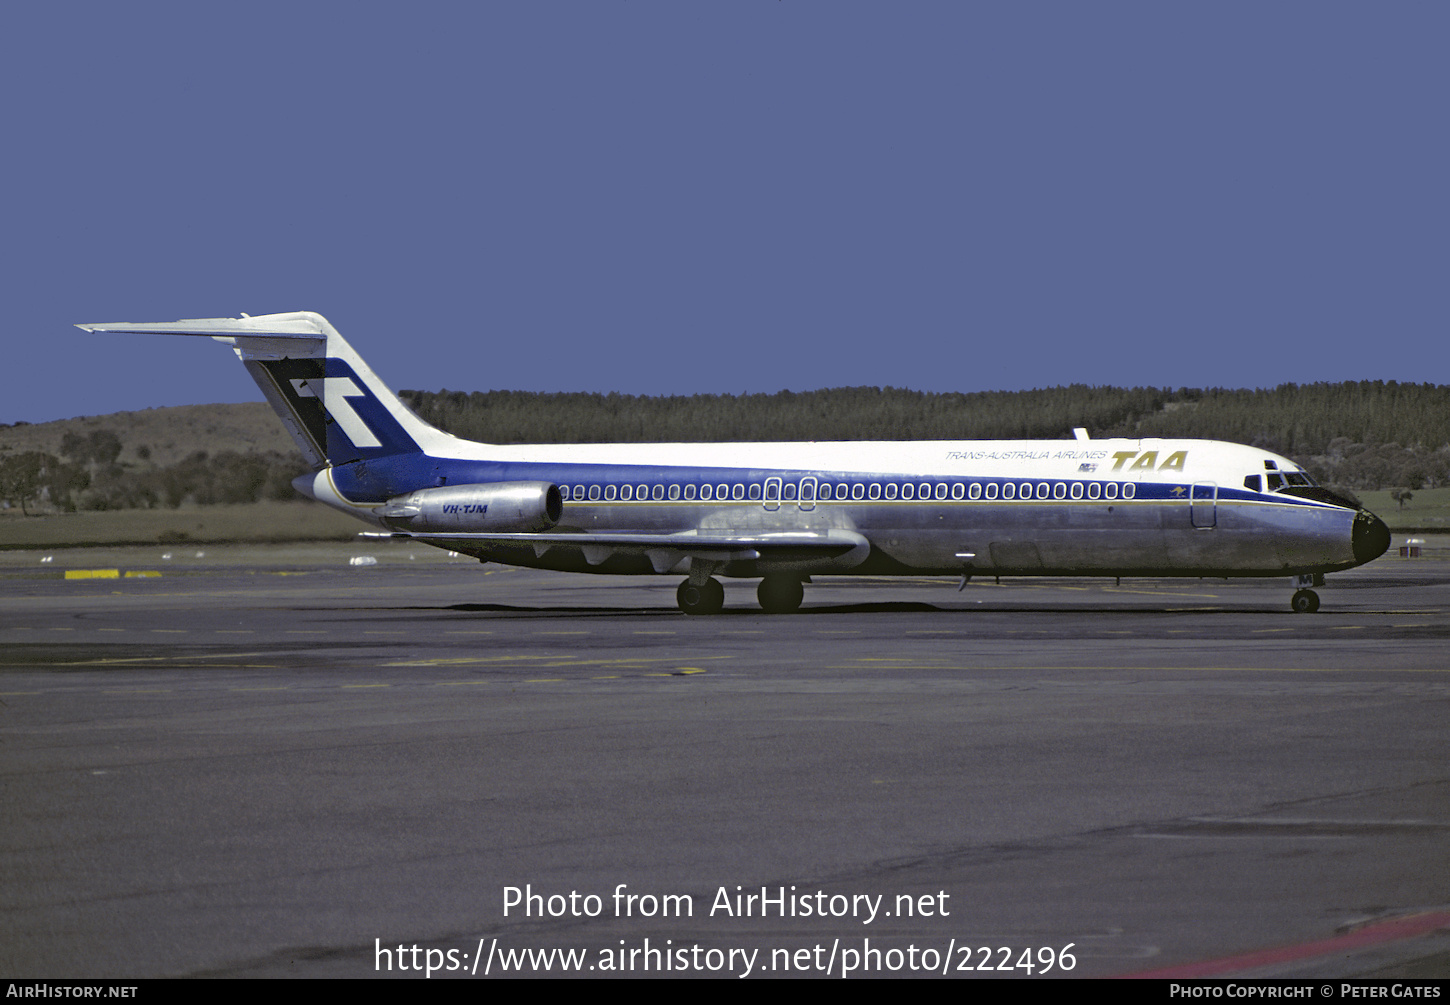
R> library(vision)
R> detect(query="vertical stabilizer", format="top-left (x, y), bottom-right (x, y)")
top-left (76, 312), bottom-right (460, 469)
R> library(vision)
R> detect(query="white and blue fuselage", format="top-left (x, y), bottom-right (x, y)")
top-left (78, 312), bottom-right (1390, 614)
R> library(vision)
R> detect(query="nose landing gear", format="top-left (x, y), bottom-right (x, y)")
top-left (1289, 574), bottom-right (1322, 613)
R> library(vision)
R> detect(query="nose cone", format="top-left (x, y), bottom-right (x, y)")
top-left (1352, 509), bottom-right (1390, 565)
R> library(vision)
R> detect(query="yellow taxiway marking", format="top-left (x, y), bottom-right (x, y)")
top-left (385, 653), bottom-right (722, 667)
top-left (411, 652), bottom-right (562, 662)
top-left (525, 678), bottom-right (565, 683)
top-left (1253, 628), bottom-right (1294, 633)
top-left (342, 684), bottom-right (390, 689)
top-left (150, 629), bottom-right (187, 634)
top-left (826, 664), bottom-right (1450, 674)
top-left (97, 628), bottom-right (125, 632)
top-left (633, 631), bottom-right (677, 635)
top-left (1331, 626), bottom-right (1366, 630)
top-left (47, 651), bottom-right (272, 667)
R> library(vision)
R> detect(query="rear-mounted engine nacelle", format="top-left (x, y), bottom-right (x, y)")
top-left (378, 481), bottom-right (562, 533)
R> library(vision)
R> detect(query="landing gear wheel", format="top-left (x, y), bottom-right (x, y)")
top-left (757, 575), bottom-right (804, 614)
top-left (1291, 589), bottom-right (1320, 614)
top-left (677, 577), bottom-right (724, 615)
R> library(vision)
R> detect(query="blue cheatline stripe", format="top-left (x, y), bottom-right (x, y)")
top-left (326, 455), bottom-right (1336, 510)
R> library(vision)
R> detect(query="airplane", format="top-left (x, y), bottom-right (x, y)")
top-left (77, 311), bottom-right (1391, 615)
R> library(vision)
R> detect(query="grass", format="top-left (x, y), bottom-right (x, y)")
top-left (0, 500), bottom-right (364, 549)
top-left (1357, 487), bottom-right (1450, 531)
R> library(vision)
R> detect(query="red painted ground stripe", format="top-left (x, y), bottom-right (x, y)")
top-left (1118, 911), bottom-right (1450, 979)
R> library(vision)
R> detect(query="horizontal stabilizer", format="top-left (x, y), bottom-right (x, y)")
top-left (75, 314), bottom-right (326, 339)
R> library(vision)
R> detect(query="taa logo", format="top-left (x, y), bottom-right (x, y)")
top-left (1110, 450), bottom-right (1187, 472)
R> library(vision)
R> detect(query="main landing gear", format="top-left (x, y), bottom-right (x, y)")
top-left (675, 574), bottom-right (807, 614)
top-left (757, 574), bottom-right (804, 614)
top-left (676, 577), bottom-right (724, 616)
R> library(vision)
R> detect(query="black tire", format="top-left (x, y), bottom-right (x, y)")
top-left (757, 575), bottom-right (804, 614)
top-left (678, 578), bottom-right (724, 615)
top-left (1290, 589), bottom-right (1320, 614)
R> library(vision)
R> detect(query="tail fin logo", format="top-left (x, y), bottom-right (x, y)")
top-left (290, 378), bottom-right (382, 449)
top-left (250, 356), bottom-right (420, 465)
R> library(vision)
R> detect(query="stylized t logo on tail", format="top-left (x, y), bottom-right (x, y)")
top-left (290, 377), bottom-right (382, 448)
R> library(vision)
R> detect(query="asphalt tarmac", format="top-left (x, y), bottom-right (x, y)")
top-left (3, 544), bottom-right (1449, 979)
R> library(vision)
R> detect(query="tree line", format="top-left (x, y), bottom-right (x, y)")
top-left (399, 380), bottom-right (1450, 492)
top-left (3, 381), bottom-right (1448, 513)
top-left (398, 381), bottom-right (1450, 452)
top-left (0, 429), bottom-right (303, 515)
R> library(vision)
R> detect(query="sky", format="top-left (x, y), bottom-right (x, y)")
top-left (4, 2), bottom-right (1446, 424)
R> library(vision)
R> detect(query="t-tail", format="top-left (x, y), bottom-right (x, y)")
top-left (76, 311), bottom-right (479, 521)
top-left (75, 311), bottom-right (462, 470)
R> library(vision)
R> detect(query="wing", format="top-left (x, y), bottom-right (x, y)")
top-left (361, 528), bottom-right (869, 572)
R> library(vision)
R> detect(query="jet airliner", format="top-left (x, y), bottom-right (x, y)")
top-left (77, 312), bottom-right (1391, 614)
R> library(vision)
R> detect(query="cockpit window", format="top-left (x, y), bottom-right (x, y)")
top-left (1244, 474), bottom-right (1262, 492)
top-left (1258, 470), bottom-right (1318, 493)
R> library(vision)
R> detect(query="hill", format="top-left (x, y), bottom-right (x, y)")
top-left (3, 381), bottom-right (1449, 522)
top-left (0, 402), bottom-right (293, 467)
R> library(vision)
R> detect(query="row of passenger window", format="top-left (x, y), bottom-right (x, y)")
top-left (558, 480), bottom-right (1139, 503)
